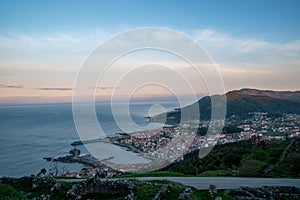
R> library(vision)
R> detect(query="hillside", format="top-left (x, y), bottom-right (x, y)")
top-left (225, 89), bottom-right (300, 116)
top-left (151, 88), bottom-right (300, 124)
top-left (162, 138), bottom-right (300, 178)
top-left (237, 88), bottom-right (300, 102)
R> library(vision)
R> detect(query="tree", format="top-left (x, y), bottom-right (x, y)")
top-left (238, 159), bottom-right (261, 177)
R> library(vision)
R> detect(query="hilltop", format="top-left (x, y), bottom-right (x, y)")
top-left (236, 88), bottom-right (300, 102)
top-left (152, 88), bottom-right (300, 124)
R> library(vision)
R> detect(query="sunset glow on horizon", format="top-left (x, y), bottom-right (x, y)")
top-left (1, 0), bottom-right (299, 104)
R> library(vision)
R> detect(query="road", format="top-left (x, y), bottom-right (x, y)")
top-left (60, 177), bottom-right (300, 190)
top-left (138, 177), bottom-right (300, 190)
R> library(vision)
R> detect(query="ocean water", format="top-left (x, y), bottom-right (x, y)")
top-left (0, 99), bottom-right (181, 177)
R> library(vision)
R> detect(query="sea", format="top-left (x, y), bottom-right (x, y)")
top-left (0, 98), bottom-right (186, 177)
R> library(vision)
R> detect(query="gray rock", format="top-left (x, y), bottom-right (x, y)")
top-left (226, 186), bottom-right (300, 200)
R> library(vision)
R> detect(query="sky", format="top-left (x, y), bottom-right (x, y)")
top-left (0, 0), bottom-right (300, 103)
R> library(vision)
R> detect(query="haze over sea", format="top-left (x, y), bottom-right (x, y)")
top-left (0, 98), bottom-right (185, 177)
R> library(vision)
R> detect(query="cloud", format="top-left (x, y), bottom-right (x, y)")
top-left (1, 28), bottom-right (299, 65)
top-left (87, 86), bottom-right (120, 90)
top-left (36, 87), bottom-right (73, 91)
top-left (0, 28), bottom-right (300, 97)
top-left (0, 84), bottom-right (23, 89)
top-left (0, 31), bottom-right (109, 59)
top-left (194, 29), bottom-right (276, 54)
top-left (96, 86), bottom-right (120, 90)
top-left (194, 29), bottom-right (300, 64)
top-left (195, 29), bottom-right (274, 52)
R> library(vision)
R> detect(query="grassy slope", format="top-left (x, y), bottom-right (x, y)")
top-left (0, 184), bottom-right (27, 200)
top-left (162, 138), bottom-right (299, 178)
top-left (153, 90), bottom-right (300, 124)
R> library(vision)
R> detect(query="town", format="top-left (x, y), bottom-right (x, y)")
top-left (63, 112), bottom-right (300, 178)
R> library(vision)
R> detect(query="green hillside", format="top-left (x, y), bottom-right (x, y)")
top-left (162, 138), bottom-right (300, 178)
top-left (152, 88), bottom-right (300, 124)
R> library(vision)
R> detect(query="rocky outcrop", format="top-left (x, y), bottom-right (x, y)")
top-left (225, 186), bottom-right (300, 200)
top-left (66, 178), bottom-right (136, 199)
top-left (2, 175), bottom-right (299, 200)
top-left (152, 185), bottom-right (169, 200)
top-left (178, 187), bottom-right (193, 200)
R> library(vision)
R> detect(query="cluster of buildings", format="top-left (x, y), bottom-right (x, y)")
top-left (117, 112), bottom-right (300, 161)
top-left (118, 119), bottom-right (224, 162)
top-left (218, 112), bottom-right (300, 144)
top-left (65, 112), bottom-right (299, 177)
top-left (119, 127), bottom-right (175, 153)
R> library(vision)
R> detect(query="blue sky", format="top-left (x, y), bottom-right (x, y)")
top-left (0, 0), bottom-right (299, 103)
top-left (1, 0), bottom-right (299, 40)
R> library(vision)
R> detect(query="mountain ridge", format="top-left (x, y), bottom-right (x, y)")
top-left (151, 88), bottom-right (300, 124)
top-left (232, 88), bottom-right (300, 102)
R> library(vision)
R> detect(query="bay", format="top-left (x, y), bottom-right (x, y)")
top-left (0, 98), bottom-right (182, 177)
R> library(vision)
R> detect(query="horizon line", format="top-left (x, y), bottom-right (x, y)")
top-left (1, 87), bottom-right (300, 105)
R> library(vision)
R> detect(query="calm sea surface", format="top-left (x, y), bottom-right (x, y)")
top-left (0, 99), bottom-right (181, 177)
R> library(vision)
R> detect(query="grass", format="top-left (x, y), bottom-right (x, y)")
top-left (136, 179), bottom-right (187, 200)
top-left (192, 189), bottom-right (234, 200)
top-left (237, 139), bottom-right (291, 177)
top-left (119, 171), bottom-right (190, 178)
top-left (160, 185), bottom-right (184, 200)
top-left (163, 138), bottom-right (298, 177)
top-left (0, 184), bottom-right (27, 200)
top-left (0, 179), bottom-right (74, 200)
top-left (197, 170), bottom-right (233, 177)
top-left (136, 184), bottom-right (161, 200)
top-left (48, 182), bottom-right (73, 200)
top-left (83, 193), bottom-right (125, 200)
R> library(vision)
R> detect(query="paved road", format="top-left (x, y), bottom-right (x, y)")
top-left (139, 177), bottom-right (300, 190)
top-left (60, 177), bottom-right (300, 190)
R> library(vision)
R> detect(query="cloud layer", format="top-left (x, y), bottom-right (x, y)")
top-left (0, 28), bottom-right (299, 102)
top-left (194, 29), bottom-right (300, 64)
top-left (0, 84), bottom-right (23, 89)
top-left (1, 28), bottom-right (299, 64)
top-left (35, 87), bottom-right (73, 91)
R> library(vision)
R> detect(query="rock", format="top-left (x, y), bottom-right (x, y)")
top-left (66, 179), bottom-right (136, 198)
top-left (209, 184), bottom-right (217, 194)
top-left (51, 182), bottom-right (62, 192)
top-left (32, 183), bottom-right (37, 190)
top-left (225, 189), bottom-right (254, 197)
top-left (178, 187), bottom-right (193, 200)
top-left (43, 157), bottom-right (52, 161)
top-left (66, 190), bottom-right (76, 199)
top-left (152, 185), bottom-right (169, 200)
top-left (262, 165), bottom-right (273, 174)
top-left (125, 192), bottom-right (136, 200)
top-left (39, 194), bottom-right (51, 200)
top-left (240, 187), bottom-right (266, 198)
top-left (226, 186), bottom-right (300, 200)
